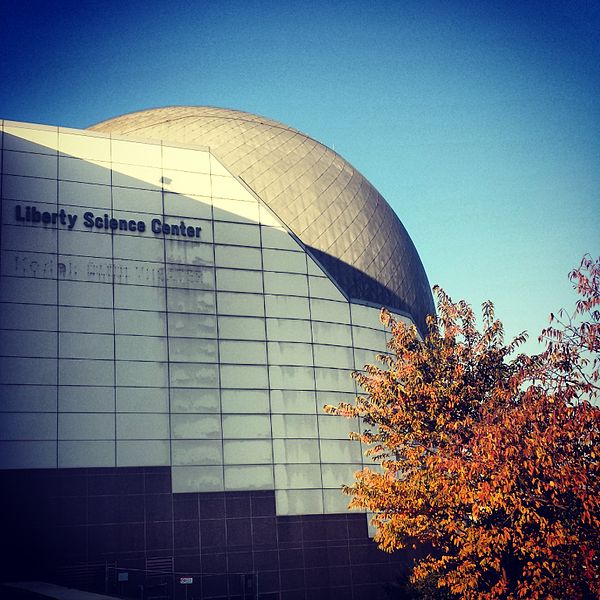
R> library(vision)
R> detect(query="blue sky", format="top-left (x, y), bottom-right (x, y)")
top-left (1, 0), bottom-right (598, 354)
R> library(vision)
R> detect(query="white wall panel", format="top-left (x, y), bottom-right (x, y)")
top-left (170, 363), bottom-right (219, 388)
top-left (115, 284), bottom-right (166, 311)
top-left (352, 326), bottom-right (387, 351)
top-left (0, 441), bottom-right (57, 469)
top-left (172, 466), bottom-right (224, 493)
top-left (164, 192), bottom-right (212, 221)
top-left (262, 249), bottom-right (306, 274)
top-left (2, 174), bottom-right (57, 202)
top-left (170, 388), bottom-right (220, 413)
top-left (264, 272), bottom-right (308, 296)
top-left (311, 321), bottom-right (352, 346)
top-left (353, 347), bottom-right (379, 370)
top-left (313, 344), bottom-right (354, 369)
top-left (116, 335), bottom-right (168, 361)
top-left (112, 164), bottom-right (162, 190)
top-left (351, 303), bottom-right (387, 330)
top-left (219, 340), bottom-right (266, 365)
top-left (162, 146), bottom-right (210, 173)
top-left (0, 413), bottom-right (56, 440)
top-left (60, 386), bottom-right (114, 413)
top-left (213, 197), bottom-right (259, 224)
top-left (216, 268), bottom-right (262, 293)
top-left (58, 413), bottom-right (115, 440)
top-left (169, 337), bottom-right (217, 363)
top-left (320, 439), bottom-right (362, 463)
top-left (59, 157), bottom-right (111, 185)
top-left (260, 226), bottom-right (301, 251)
top-left (168, 313), bottom-right (217, 338)
top-left (266, 318), bottom-right (311, 343)
top-left (58, 441), bottom-right (114, 468)
top-left (60, 306), bottom-right (113, 333)
top-left (116, 388), bottom-right (168, 413)
top-left (172, 440), bottom-right (222, 465)
top-left (268, 366), bottom-right (314, 390)
top-left (172, 414), bottom-right (221, 439)
top-left (113, 186), bottom-right (162, 214)
top-left (59, 332), bottom-right (113, 360)
top-left (4, 125), bottom-right (57, 153)
top-left (2, 250), bottom-right (57, 280)
top-left (117, 413), bottom-right (169, 440)
top-left (4, 151), bottom-right (56, 179)
top-left (221, 364), bottom-right (269, 389)
top-left (58, 281), bottom-right (113, 308)
top-left (264, 295), bottom-right (310, 319)
top-left (317, 414), bottom-right (359, 439)
top-left (221, 389), bottom-right (270, 414)
top-left (275, 490), bottom-right (323, 516)
top-left (111, 139), bottom-right (161, 167)
top-left (214, 222), bottom-right (260, 247)
top-left (114, 309), bottom-right (166, 336)
top-left (0, 357), bottom-right (56, 384)
top-left (258, 205), bottom-right (282, 227)
top-left (218, 316), bottom-right (265, 341)
top-left (58, 180), bottom-right (111, 209)
top-left (214, 245), bottom-right (261, 270)
top-left (2, 223), bottom-right (57, 253)
top-left (166, 264), bottom-right (215, 290)
top-left (321, 463), bottom-right (362, 487)
top-left (0, 384), bottom-right (57, 412)
top-left (308, 275), bottom-right (346, 301)
top-left (273, 439), bottom-right (320, 463)
top-left (58, 131), bottom-right (111, 161)
top-left (168, 288), bottom-right (215, 315)
top-left (166, 240), bottom-right (213, 267)
top-left (271, 415), bottom-right (317, 439)
top-left (163, 170), bottom-right (210, 195)
top-left (307, 257), bottom-right (327, 277)
top-left (0, 277), bottom-right (56, 304)
top-left (270, 390), bottom-right (316, 415)
top-left (0, 330), bottom-right (56, 357)
top-left (211, 175), bottom-right (256, 202)
top-left (217, 292), bottom-right (264, 317)
top-left (310, 299), bottom-right (350, 324)
top-left (323, 489), bottom-right (351, 513)
top-left (222, 415), bottom-right (271, 439)
top-left (117, 440), bottom-right (170, 466)
top-left (225, 465), bottom-right (273, 490)
top-left (60, 359), bottom-right (114, 386)
top-left (314, 367), bottom-right (355, 393)
top-left (208, 154), bottom-right (230, 177)
top-left (223, 440), bottom-right (272, 465)
top-left (274, 464), bottom-right (322, 489)
top-left (116, 361), bottom-right (168, 387)
top-left (267, 341), bottom-right (313, 366)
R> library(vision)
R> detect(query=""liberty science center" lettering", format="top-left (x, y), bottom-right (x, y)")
top-left (14, 204), bottom-right (202, 240)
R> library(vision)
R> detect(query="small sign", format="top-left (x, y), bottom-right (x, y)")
top-left (117, 572), bottom-right (129, 582)
top-left (180, 577), bottom-right (193, 585)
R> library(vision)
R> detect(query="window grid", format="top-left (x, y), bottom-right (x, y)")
top-left (0, 128), bottom-right (397, 516)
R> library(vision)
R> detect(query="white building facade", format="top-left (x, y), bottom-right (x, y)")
top-left (0, 109), bottom-right (433, 600)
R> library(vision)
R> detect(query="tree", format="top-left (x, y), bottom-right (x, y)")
top-left (325, 255), bottom-right (600, 599)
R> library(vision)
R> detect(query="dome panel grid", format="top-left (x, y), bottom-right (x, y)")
top-left (90, 106), bottom-right (434, 330)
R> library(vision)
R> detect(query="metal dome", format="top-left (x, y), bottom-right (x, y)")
top-left (90, 106), bottom-right (434, 331)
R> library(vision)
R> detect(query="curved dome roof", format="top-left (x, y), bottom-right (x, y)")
top-left (90, 106), bottom-right (434, 330)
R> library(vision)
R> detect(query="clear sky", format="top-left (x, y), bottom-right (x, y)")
top-left (1, 0), bottom-right (598, 354)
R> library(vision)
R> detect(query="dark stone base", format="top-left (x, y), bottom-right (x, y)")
top-left (0, 467), bottom-right (414, 599)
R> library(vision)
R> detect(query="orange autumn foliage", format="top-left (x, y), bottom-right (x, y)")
top-left (325, 255), bottom-right (600, 599)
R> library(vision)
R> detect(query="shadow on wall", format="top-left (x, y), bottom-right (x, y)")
top-left (306, 246), bottom-right (431, 336)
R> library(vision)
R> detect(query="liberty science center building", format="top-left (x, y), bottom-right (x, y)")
top-left (0, 107), bottom-right (434, 600)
